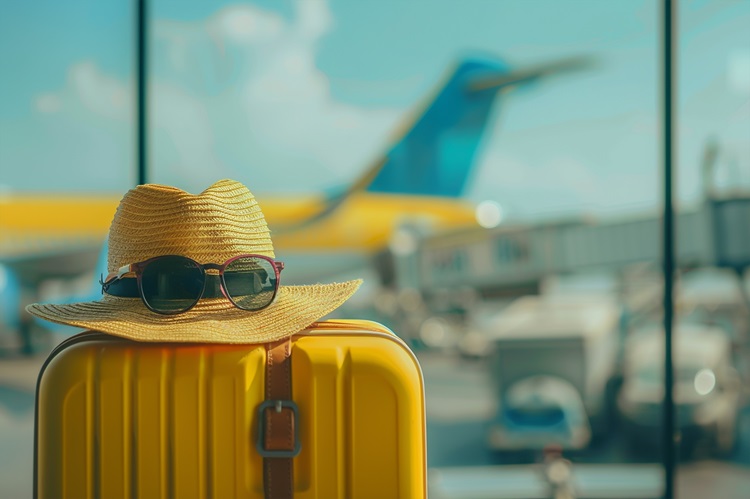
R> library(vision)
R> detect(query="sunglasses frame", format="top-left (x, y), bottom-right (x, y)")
top-left (102, 254), bottom-right (285, 315)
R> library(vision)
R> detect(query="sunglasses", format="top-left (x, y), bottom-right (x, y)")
top-left (100, 254), bottom-right (285, 315)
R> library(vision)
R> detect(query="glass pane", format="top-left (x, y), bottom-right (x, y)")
top-left (0, 1), bottom-right (134, 496)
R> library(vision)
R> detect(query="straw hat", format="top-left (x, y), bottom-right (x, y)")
top-left (26, 179), bottom-right (362, 344)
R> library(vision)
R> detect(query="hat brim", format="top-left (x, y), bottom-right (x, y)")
top-left (26, 280), bottom-right (362, 344)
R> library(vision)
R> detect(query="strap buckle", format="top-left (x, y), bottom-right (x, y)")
top-left (256, 399), bottom-right (301, 458)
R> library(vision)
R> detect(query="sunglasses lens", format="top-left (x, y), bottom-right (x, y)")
top-left (223, 256), bottom-right (277, 310)
top-left (141, 256), bottom-right (204, 313)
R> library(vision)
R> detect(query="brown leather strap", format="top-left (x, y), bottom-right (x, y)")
top-left (263, 337), bottom-right (294, 499)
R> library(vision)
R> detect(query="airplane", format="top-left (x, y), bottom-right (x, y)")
top-left (0, 54), bottom-right (591, 350)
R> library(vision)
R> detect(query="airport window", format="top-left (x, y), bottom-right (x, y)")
top-left (1, 2), bottom-right (749, 499)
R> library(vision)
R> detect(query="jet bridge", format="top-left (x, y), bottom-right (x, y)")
top-left (403, 196), bottom-right (750, 295)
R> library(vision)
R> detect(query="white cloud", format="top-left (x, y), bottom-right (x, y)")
top-left (295, 0), bottom-right (334, 41)
top-left (34, 94), bottom-right (61, 114)
top-left (209, 5), bottom-right (284, 44)
top-left (34, 61), bottom-right (130, 117)
top-left (67, 61), bottom-right (130, 120)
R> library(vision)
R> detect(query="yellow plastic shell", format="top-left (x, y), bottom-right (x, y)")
top-left (35, 320), bottom-right (426, 498)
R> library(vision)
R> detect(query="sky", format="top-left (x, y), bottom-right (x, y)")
top-left (0, 0), bottom-right (748, 220)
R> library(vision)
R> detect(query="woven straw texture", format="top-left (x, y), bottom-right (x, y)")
top-left (107, 179), bottom-right (274, 271)
top-left (26, 179), bottom-right (362, 344)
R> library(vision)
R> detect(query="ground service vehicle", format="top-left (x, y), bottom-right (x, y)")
top-left (484, 295), bottom-right (621, 451)
top-left (618, 324), bottom-right (742, 457)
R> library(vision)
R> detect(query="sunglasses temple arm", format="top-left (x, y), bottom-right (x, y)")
top-left (102, 264), bottom-right (133, 285)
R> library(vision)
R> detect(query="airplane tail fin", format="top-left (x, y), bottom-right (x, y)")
top-left (361, 55), bottom-right (591, 198)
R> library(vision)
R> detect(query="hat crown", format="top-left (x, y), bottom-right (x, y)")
top-left (107, 179), bottom-right (274, 272)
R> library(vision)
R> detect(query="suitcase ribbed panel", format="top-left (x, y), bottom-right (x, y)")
top-left (36, 325), bottom-right (426, 499)
top-left (292, 335), bottom-right (423, 498)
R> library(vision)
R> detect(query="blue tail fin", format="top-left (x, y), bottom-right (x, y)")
top-left (363, 54), bottom-right (591, 198)
top-left (366, 56), bottom-right (512, 197)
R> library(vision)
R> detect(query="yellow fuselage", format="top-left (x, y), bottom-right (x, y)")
top-left (0, 192), bottom-right (477, 257)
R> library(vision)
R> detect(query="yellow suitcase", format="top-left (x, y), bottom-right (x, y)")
top-left (35, 320), bottom-right (426, 499)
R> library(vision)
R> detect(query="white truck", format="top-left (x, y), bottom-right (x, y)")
top-left (484, 294), bottom-right (622, 451)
